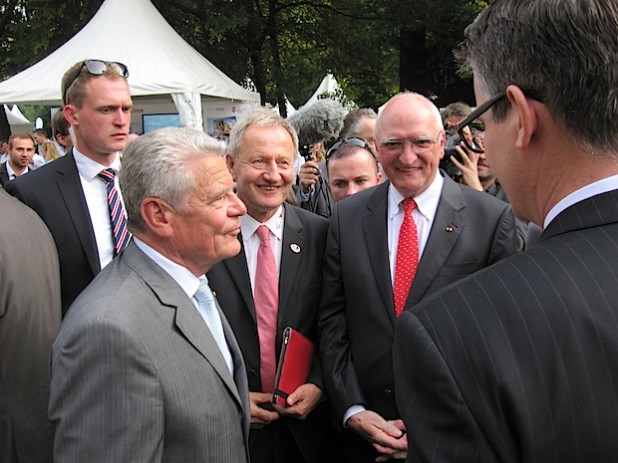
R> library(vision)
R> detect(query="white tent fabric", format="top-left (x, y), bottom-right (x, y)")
top-left (0, 0), bottom-right (259, 129)
top-left (4, 105), bottom-right (31, 133)
top-left (304, 74), bottom-right (340, 107)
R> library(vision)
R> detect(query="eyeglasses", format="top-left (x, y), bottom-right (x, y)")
top-left (63, 60), bottom-right (129, 104)
top-left (326, 137), bottom-right (377, 165)
top-left (378, 133), bottom-right (441, 155)
top-left (456, 92), bottom-right (506, 153)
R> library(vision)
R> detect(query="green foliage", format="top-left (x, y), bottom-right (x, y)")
top-left (0, 0), bottom-right (487, 111)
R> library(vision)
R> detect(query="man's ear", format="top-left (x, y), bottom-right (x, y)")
top-left (506, 84), bottom-right (538, 150)
top-left (64, 105), bottom-right (78, 126)
top-left (140, 198), bottom-right (174, 238)
top-left (225, 153), bottom-right (236, 180)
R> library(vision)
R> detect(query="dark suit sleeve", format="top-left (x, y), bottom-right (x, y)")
top-left (318, 213), bottom-right (366, 421)
top-left (4, 177), bottom-right (29, 204)
top-left (488, 204), bottom-right (519, 265)
top-left (394, 310), bottom-right (499, 463)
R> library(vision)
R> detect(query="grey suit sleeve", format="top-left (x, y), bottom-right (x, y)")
top-left (394, 310), bottom-right (499, 463)
top-left (50, 317), bottom-right (164, 463)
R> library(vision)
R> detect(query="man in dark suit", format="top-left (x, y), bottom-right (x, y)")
top-left (318, 92), bottom-right (518, 462)
top-left (393, 1), bottom-right (618, 462)
top-left (0, 189), bottom-right (61, 463)
top-left (50, 127), bottom-right (250, 462)
top-left (0, 133), bottom-right (35, 186)
top-left (208, 108), bottom-right (337, 463)
top-left (5, 59), bottom-right (132, 315)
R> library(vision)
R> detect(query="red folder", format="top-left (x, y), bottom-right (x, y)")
top-left (272, 327), bottom-right (314, 407)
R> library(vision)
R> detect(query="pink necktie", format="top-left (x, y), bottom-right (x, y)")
top-left (254, 225), bottom-right (279, 392)
top-left (393, 198), bottom-right (419, 317)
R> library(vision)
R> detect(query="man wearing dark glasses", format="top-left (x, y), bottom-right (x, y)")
top-left (394, 1), bottom-right (618, 462)
top-left (318, 92), bottom-right (518, 462)
top-left (6, 59), bottom-right (132, 316)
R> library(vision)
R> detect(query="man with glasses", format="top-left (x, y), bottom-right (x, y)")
top-left (318, 91), bottom-right (518, 462)
top-left (326, 137), bottom-right (382, 202)
top-left (6, 59), bottom-right (132, 315)
top-left (394, 1), bottom-right (618, 461)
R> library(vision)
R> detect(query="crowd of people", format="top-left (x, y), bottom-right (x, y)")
top-left (3, 0), bottom-right (618, 462)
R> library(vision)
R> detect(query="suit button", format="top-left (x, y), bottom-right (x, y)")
top-left (249, 369), bottom-right (257, 377)
top-left (384, 388), bottom-right (392, 397)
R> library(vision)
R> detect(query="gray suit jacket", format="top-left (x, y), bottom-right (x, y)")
top-left (0, 189), bottom-right (61, 463)
top-left (49, 241), bottom-right (250, 463)
top-left (319, 174), bottom-right (518, 461)
top-left (394, 189), bottom-right (618, 462)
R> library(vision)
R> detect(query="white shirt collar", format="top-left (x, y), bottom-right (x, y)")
top-left (133, 237), bottom-right (201, 299)
top-left (544, 174), bottom-right (618, 228)
top-left (240, 205), bottom-right (285, 241)
top-left (73, 147), bottom-right (121, 180)
top-left (388, 171), bottom-right (444, 220)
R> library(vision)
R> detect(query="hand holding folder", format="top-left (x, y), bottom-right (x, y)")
top-left (272, 327), bottom-right (315, 407)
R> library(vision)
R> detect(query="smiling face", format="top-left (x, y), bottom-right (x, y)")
top-left (376, 94), bottom-right (445, 199)
top-left (226, 124), bottom-right (296, 222)
top-left (64, 76), bottom-right (132, 166)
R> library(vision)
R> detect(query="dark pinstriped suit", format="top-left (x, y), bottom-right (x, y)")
top-left (319, 174), bottom-right (518, 462)
top-left (394, 189), bottom-right (618, 462)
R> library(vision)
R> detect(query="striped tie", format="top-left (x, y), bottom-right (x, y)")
top-left (98, 168), bottom-right (130, 255)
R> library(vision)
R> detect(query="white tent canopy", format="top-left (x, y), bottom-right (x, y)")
top-left (305, 73), bottom-right (340, 107)
top-left (0, 0), bottom-right (259, 131)
top-left (4, 105), bottom-right (31, 133)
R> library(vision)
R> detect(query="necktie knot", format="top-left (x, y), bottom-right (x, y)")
top-left (402, 198), bottom-right (417, 215)
top-left (98, 168), bottom-right (117, 185)
top-left (256, 225), bottom-right (271, 243)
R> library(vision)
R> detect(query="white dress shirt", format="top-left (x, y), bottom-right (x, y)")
top-left (73, 148), bottom-right (123, 269)
top-left (134, 238), bottom-right (234, 374)
top-left (387, 172), bottom-right (444, 284)
top-left (5, 162), bottom-right (30, 181)
top-left (240, 206), bottom-right (285, 294)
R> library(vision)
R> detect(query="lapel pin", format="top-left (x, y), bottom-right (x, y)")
top-left (290, 243), bottom-right (301, 253)
top-left (445, 225), bottom-right (454, 232)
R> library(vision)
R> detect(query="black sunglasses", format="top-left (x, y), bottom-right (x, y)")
top-left (326, 137), bottom-right (377, 165)
top-left (63, 60), bottom-right (129, 104)
top-left (456, 92), bottom-right (505, 153)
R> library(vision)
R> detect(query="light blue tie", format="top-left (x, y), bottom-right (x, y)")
top-left (193, 278), bottom-right (234, 373)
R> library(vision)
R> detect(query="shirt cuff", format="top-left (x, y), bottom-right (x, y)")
top-left (343, 404), bottom-right (366, 428)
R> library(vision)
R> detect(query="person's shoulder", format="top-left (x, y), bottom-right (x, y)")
top-left (287, 202), bottom-right (329, 228)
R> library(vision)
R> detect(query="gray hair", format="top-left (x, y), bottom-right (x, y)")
top-left (459, 0), bottom-right (618, 155)
top-left (227, 107), bottom-right (298, 159)
top-left (339, 108), bottom-right (377, 139)
top-left (119, 127), bottom-right (226, 233)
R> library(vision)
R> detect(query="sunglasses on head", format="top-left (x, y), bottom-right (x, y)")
top-left (326, 137), bottom-right (376, 165)
top-left (63, 60), bottom-right (129, 104)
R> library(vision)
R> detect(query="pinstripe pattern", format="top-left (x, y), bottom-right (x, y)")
top-left (394, 190), bottom-right (618, 462)
top-left (50, 242), bottom-right (250, 463)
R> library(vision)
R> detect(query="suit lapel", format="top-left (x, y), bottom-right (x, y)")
top-left (279, 204), bottom-right (304, 327)
top-left (408, 176), bottom-right (466, 307)
top-left (56, 152), bottom-right (101, 273)
top-left (221, 245), bottom-right (256, 323)
top-left (124, 243), bottom-right (244, 410)
top-left (362, 183), bottom-right (396, 321)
